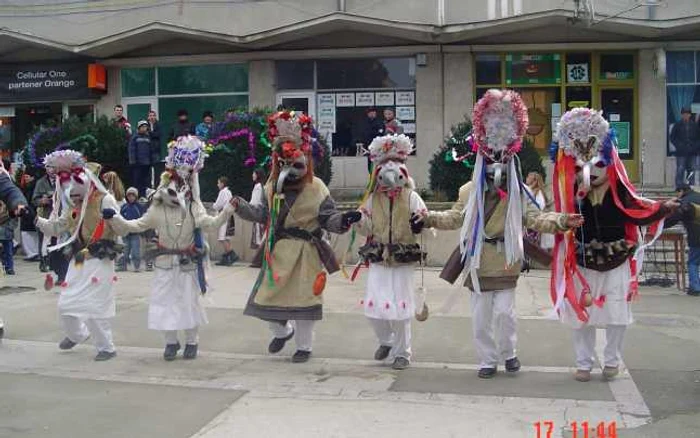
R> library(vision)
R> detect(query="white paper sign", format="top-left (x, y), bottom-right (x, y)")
top-left (375, 92), bottom-right (395, 106)
top-left (317, 93), bottom-right (335, 106)
top-left (395, 91), bottom-right (415, 106)
top-left (317, 106), bottom-right (336, 133)
top-left (355, 92), bottom-right (375, 107)
top-left (551, 103), bottom-right (562, 118)
top-left (609, 113), bottom-right (621, 122)
top-left (396, 106), bottom-right (415, 121)
top-left (402, 123), bottom-right (416, 134)
top-left (336, 93), bottom-right (355, 107)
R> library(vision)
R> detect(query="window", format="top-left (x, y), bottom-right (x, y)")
top-left (505, 53), bottom-right (561, 85)
top-left (475, 54), bottom-right (501, 86)
top-left (120, 64), bottom-right (249, 148)
top-left (666, 51), bottom-right (700, 156)
top-left (121, 68), bottom-right (155, 97)
top-left (276, 58), bottom-right (416, 157)
top-left (600, 54), bottom-right (634, 80)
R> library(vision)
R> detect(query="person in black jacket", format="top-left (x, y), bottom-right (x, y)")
top-left (671, 107), bottom-right (700, 188)
top-left (666, 184), bottom-right (700, 295)
top-left (129, 121), bottom-right (159, 197)
top-left (362, 108), bottom-right (384, 173)
top-left (148, 110), bottom-right (164, 182)
top-left (0, 162), bottom-right (29, 339)
top-left (169, 109), bottom-right (195, 141)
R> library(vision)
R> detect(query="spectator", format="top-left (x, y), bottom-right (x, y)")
top-left (19, 172), bottom-right (39, 262)
top-left (101, 171), bottom-right (126, 207)
top-left (195, 110), bottom-right (214, 141)
top-left (147, 110), bottom-right (162, 160)
top-left (363, 107), bottom-right (385, 173)
top-left (250, 169), bottom-right (265, 250)
top-left (169, 109), bottom-right (195, 141)
top-left (213, 176), bottom-right (239, 266)
top-left (526, 171), bottom-right (554, 251)
top-left (118, 187), bottom-right (144, 272)
top-left (112, 104), bottom-right (132, 137)
top-left (670, 107), bottom-right (700, 188)
top-left (128, 121), bottom-right (159, 197)
top-left (32, 169), bottom-right (56, 274)
top-left (665, 184), bottom-right (700, 296)
top-left (0, 200), bottom-right (17, 275)
top-left (384, 108), bottom-right (404, 135)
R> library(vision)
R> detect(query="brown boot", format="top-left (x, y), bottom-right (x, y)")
top-left (574, 369), bottom-right (591, 382)
top-left (602, 366), bottom-right (619, 380)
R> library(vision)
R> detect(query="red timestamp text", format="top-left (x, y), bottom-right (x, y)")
top-left (534, 421), bottom-right (617, 438)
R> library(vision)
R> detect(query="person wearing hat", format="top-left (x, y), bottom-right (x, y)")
top-left (362, 107), bottom-right (385, 173)
top-left (129, 120), bottom-right (159, 197)
top-left (169, 109), bottom-right (195, 142)
top-left (670, 107), bottom-right (700, 188)
top-left (118, 187), bottom-right (145, 272)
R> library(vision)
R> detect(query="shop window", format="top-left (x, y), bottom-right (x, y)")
top-left (158, 95), bottom-right (248, 139)
top-left (157, 64), bottom-right (248, 95)
top-left (514, 87), bottom-right (561, 153)
top-left (276, 60), bottom-right (314, 90)
top-left (565, 53), bottom-right (591, 84)
top-left (666, 50), bottom-right (700, 156)
top-left (475, 54), bottom-right (501, 85)
top-left (317, 58), bottom-right (416, 90)
top-left (121, 68), bottom-right (155, 97)
top-left (505, 53), bottom-right (561, 85)
top-left (565, 86), bottom-right (592, 110)
top-left (599, 54), bottom-right (634, 80)
top-left (68, 104), bottom-right (94, 121)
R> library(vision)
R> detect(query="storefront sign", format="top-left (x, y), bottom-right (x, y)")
top-left (318, 93), bottom-right (336, 106)
top-left (0, 63), bottom-right (105, 103)
top-left (505, 53), bottom-right (561, 85)
top-left (610, 121), bottom-right (630, 154)
top-left (396, 106), bottom-right (415, 121)
top-left (402, 123), bottom-right (416, 134)
top-left (355, 92), bottom-right (374, 106)
top-left (336, 93), bottom-right (355, 107)
top-left (396, 91), bottom-right (415, 106)
top-left (317, 105), bottom-right (336, 133)
top-left (375, 92), bottom-right (395, 106)
top-left (566, 63), bottom-right (589, 83)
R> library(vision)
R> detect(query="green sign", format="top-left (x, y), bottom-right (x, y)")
top-left (505, 53), bottom-right (561, 85)
top-left (610, 121), bottom-right (630, 154)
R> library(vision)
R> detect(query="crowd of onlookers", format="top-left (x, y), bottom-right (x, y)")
top-left (0, 104), bottom-right (267, 276)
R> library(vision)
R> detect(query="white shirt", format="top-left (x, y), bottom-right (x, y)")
top-left (213, 187), bottom-right (232, 212)
top-left (250, 183), bottom-right (264, 207)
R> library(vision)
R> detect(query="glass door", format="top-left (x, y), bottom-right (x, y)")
top-left (276, 92), bottom-right (316, 120)
top-left (122, 97), bottom-right (157, 124)
top-left (599, 87), bottom-right (636, 179)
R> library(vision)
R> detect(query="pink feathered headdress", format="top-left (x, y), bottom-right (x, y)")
top-left (471, 89), bottom-right (529, 163)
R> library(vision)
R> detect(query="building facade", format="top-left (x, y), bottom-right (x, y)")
top-left (0, 0), bottom-right (698, 192)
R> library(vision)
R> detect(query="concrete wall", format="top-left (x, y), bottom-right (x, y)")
top-left (414, 52), bottom-right (444, 189)
top-left (638, 48), bottom-right (668, 188)
top-left (443, 52), bottom-right (474, 133)
top-left (94, 66), bottom-right (121, 118)
top-left (248, 60), bottom-right (276, 110)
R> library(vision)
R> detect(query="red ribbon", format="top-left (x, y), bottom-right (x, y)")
top-left (58, 168), bottom-right (84, 185)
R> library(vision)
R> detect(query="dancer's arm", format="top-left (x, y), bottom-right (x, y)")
top-left (193, 201), bottom-right (234, 230)
top-left (106, 205), bottom-right (157, 235)
top-left (234, 192), bottom-right (269, 224)
top-left (423, 182), bottom-right (470, 230)
top-left (36, 207), bottom-right (70, 236)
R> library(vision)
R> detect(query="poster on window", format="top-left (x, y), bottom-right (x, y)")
top-left (336, 93), bottom-right (355, 107)
top-left (610, 121), bottom-right (630, 154)
top-left (355, 92), bottom-right (374, 107)
top-left (375, 92), bottom-right (395, 106)
top-left (317, 106), bottom-right (336, 133)
top-left (317, 93), bottom-right (335, 107)
top-left (396, 106), bottom-right (415, 121)
top-left (402, 123), bottom-right (416, 134)
top-left (396, 91), bottom-right (415, 106)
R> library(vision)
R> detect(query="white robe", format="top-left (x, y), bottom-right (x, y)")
top-left (360, 192), bottom-right (426, 321)
top-left (109, 199), bottom-right (233, 331)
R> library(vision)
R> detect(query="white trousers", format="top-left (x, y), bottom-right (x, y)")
top-left (369, 318), bottom-right (412, 360)
top-left (269, 320), bottom-right (315, 352)
top-left (471, 288), bottom-right (517, 368)
top-left (20, 231), bottom-right (39, 258)
top-left (573, 325), bottom-right (626, 370)
top-left (164, 328), bottom-right (199, 345)
top-left (61, 315), bottom-right (115, 353)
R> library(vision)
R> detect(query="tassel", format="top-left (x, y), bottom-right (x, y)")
top-left (44, 274), bottom-right (54, 291)
top-left (91, 276), bottom-right (99, 284)
top-left (593, 295), bottom-right (606, 308)
top-left (313, 271), bottom-right (327, 296)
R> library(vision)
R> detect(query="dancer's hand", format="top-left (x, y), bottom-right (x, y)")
top-left (229, 197), bottom-right (241, 210)
top-left (663, 199), bottom-right (681, 214)
top-left (102, 208), bottom-right (116, 219)
top-left (565, 214), bottom-right (584, 228)
top-left (410, 213), bottom-right (425, 234)
top-left (342, 211), bottom-right (362, 228)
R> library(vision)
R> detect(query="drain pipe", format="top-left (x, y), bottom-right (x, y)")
top-left (338, 0), bottom-right (345, 12)
top-left (647, 0), bottom-right (659, 19)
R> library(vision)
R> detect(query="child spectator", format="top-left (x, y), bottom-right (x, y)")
top-left (0, 200), bottom-right (17, 275)
top-left (119, 187), bottom-right (145, 272)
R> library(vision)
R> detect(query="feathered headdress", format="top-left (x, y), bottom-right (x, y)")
top-left (161, 135), bottom-right (208, 205)
top-left (42, 149), bottom-right (108, 253)
top-left (549, 107), bottom-right (664, 323)
top-left (367, 134), bottom-right (414, 165)
top-left (459, 89), bottom-right (529, 293)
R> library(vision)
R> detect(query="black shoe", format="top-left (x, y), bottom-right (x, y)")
top-left (5, 268), bottom-right (15, 275)
top-left (0, 326), bottom-right (4, 339)
top-left (39, 258), bottom-right (49, 273)
top-left (688, 290), bottom-right (700, 297)
top-left (145, 262), bottom-right (153, 272)
top-left (478, 367), bottom-right (497, 379)
top-left (59, 337), bottom-right (78, 350)
top-left (229, 252), bottom-right (240, 264)
top-left (392, 357), bottom-right (410, 370)
top-left (291, 350), bottom-right (312, 363)
top-left (215, 252), bottom-right (231, 266)
top-left (183, 344), bottom-right (198, 360)
top-left (268, 329), bottom-right (294, 354)
top-left (374, 345), bottom-right (392, 361)
top-left (163, 342), bottom-right (181, 361)
top-left (505, 357), bottom-right (521, 373)
top-left (24, 255), bottom-right (40, 262)
top-left (94, 351), bottom-right (116, 361)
